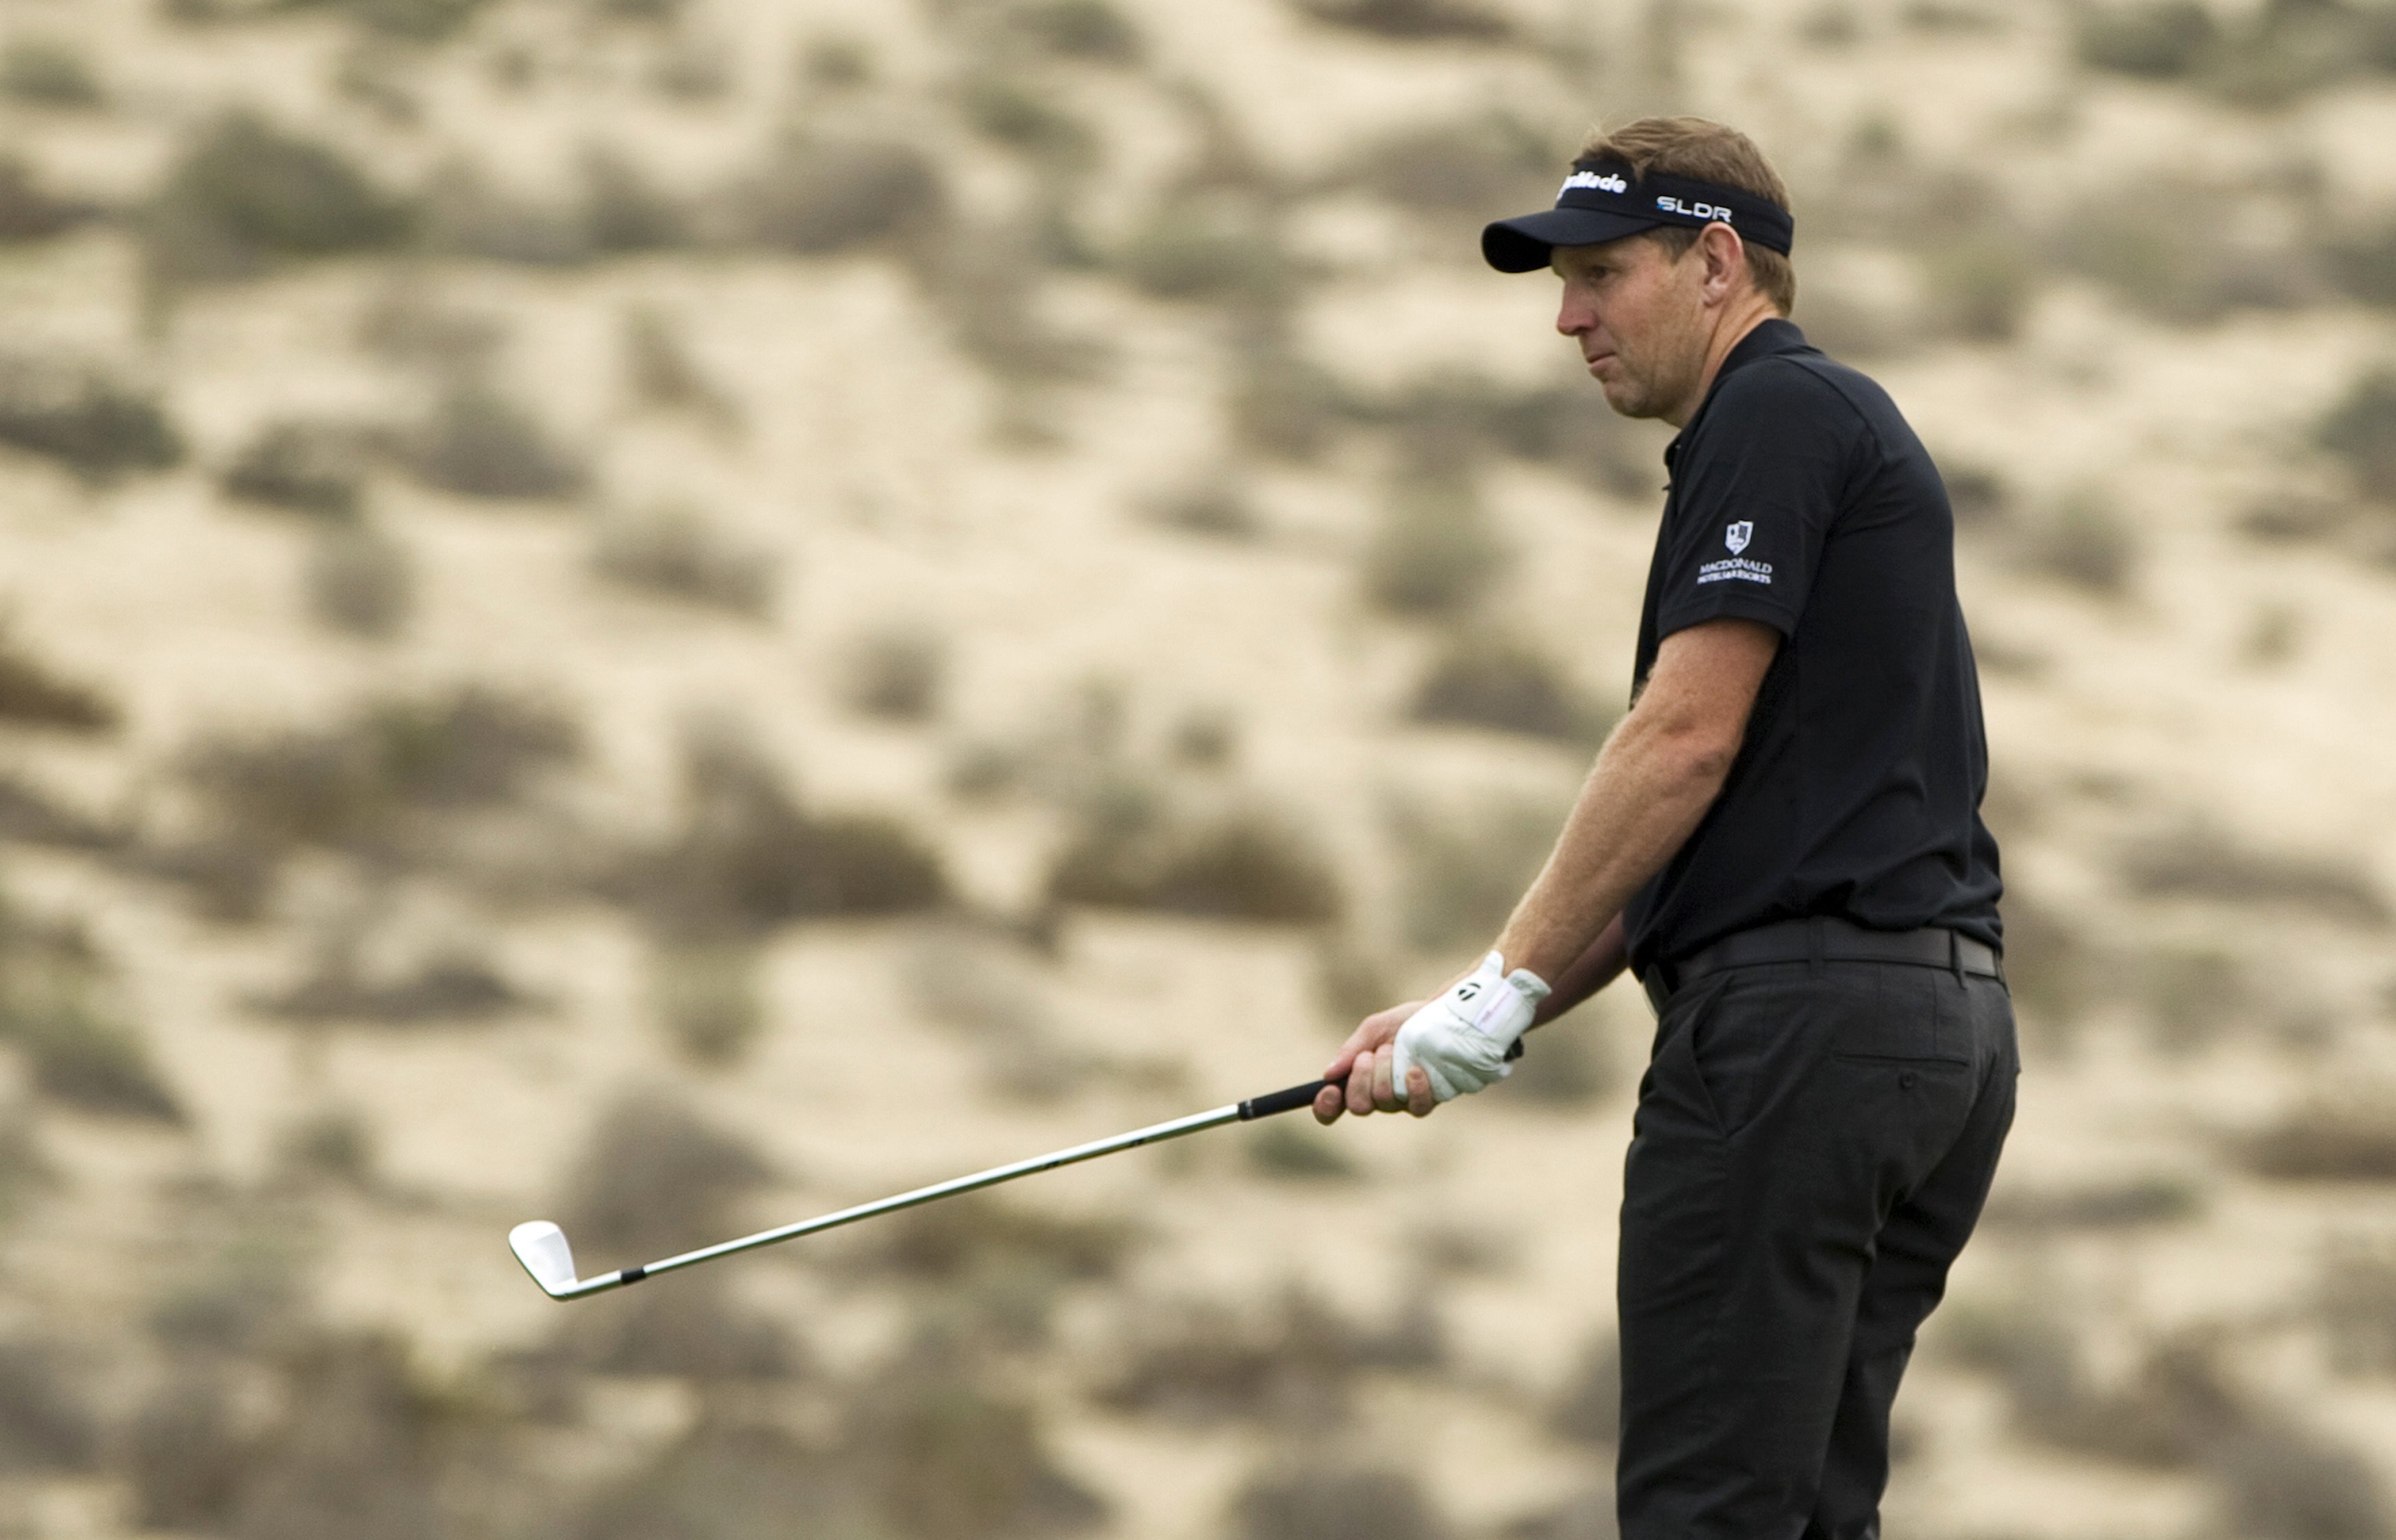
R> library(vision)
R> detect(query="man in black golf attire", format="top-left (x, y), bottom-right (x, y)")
top-left (1316, 117), bottom-right (2015, 1540)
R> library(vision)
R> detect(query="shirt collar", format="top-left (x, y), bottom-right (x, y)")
top-left (1662, 318), bottom-right (1810, 472)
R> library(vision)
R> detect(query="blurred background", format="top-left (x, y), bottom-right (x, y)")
top-left (0, 0), bottom-right (2393, 1535)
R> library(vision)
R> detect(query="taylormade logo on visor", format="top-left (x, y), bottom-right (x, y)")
top-left (1560, 170), bottom-right (1629, 195)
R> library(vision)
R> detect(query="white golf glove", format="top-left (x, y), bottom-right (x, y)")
top-left (1392, 951), bottom-right (1552, 1103)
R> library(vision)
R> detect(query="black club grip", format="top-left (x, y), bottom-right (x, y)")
top-left (1238, 1078), bottom-right (1341, 1120)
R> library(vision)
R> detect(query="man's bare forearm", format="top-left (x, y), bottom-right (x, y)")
top-left (1531, 914), bottom-right (1628, 1027)
top-left (1492, 621), bottom-right (1779, 989)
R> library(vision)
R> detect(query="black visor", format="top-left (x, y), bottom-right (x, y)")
top-left (1482, 159), bottom-right (1795, 272)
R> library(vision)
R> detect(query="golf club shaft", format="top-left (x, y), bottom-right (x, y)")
top-left (577, 1076), bottom-right (1340, 1296)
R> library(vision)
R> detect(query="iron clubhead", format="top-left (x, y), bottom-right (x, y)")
top-left (509, 1220), bottom-right (580, 1298)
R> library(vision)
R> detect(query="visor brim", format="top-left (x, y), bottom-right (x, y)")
top-left (1481, 207), bottom-right (1668, 273)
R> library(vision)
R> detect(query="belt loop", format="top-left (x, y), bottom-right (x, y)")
top-left (1948, 927), bottom-right (1965, 984)
top-left (1807, 916), bottom-right (1824, 979)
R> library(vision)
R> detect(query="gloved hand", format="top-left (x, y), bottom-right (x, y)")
top-left (1392, 951), bottom-right (1553, 1103)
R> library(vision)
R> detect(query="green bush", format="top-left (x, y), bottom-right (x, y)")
top-left (1015, 0), bottom-right (1142, 61)
top-left (251, 945), bottom-right (536, 1026)
top-left (1922, 233), bottom-right (2039, 342)
top-left (0, 37), bottom-right (101, 107)
top-left (1143, 476), bottom-right (1261, 539)
top-left (7, 999), bottom-right (183, 1122)
top-left (841, 1347), bottom-right (1109, 1540)
top-left (1245, 1121), bottom-right (1360, 1181)
top-left (963, 77), bottom-right (1097, 170)
top-left (558, 1274), bottom-right (800, 1381)
top-left (1225, 339), bottom-right (1351, 462)
top-left (144, 112), bottom-right (411, 283)
top-left (274, 0), bottom-right (492, 40)
top-left (408, 383), bottom-right (584, 500)
top-left (2244, 1093), bottom-right (2396, 1181)
top-left (0, 357), bottom-right (183, 483)
top-left (591, 504), bottom-right (774, 616)
top-left (750, 136), bottom-right (945, 254)
top-left (648, 942), bottom-right (764, 1066)
top-left (0, 1337), bottom-right (100, 1474)
top-left (126, 1372), bottom-right (247, 1531)
top-left (1388, 791), bottom-right (1567, 953)
top-left (2019, 487), bottom-right (2139, 595)
top-left (2121, 826), bottom-right (2386, 925)
top-left (1347, 112), bottom-right (1555, 216)
top-left (2320, 368), bottom-right (2396, 495)
top-left (838, 625), bottom-right (948, 721)
top-left (1117, 195), bottom-right (1297, 307)
top-left (1099, 1289), bottom-right (1368, 1424)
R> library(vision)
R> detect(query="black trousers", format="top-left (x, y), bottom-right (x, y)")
top-left (1616, 957), bottom-right (2017, 1540)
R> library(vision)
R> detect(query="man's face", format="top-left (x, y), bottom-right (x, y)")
top-left (1551, 234), bottom-right (1709, 422)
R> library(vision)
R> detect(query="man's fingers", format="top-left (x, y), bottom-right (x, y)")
top-left (1346, 1049), bottom-right (1378, 1116)
top-left (1312, 1084), bottom-right (1346, 1125)
top-left (1373, 1044), bottom-right (1404, 1112)
top-left (1406, 1065), bottom-right (1436, 1118)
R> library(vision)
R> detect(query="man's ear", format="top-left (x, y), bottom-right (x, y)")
top-left (1695, 222), bottom-right (1750, 305)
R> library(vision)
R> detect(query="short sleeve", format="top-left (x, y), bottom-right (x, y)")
top-left (1653, 363), bottom-right (1859, 641)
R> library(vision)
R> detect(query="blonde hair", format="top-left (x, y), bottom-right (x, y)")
top-left (1578, 116), bottom-right (1796, 315)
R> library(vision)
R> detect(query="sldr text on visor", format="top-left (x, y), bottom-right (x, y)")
top-left (1481, 160), bottom-right (1794, 273)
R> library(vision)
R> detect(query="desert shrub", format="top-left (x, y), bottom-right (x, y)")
top-left (127, 1371), bottom-right (248, 1531)
top-left (1504, 1484), bottom-right (1618, 1540)
top-left (560, 1274), bottom-right (801, 1380)
top-left (144, 112), bottom-right (410, 283)
top-left (1245, 1120), bottom-right (1359, 1181)
top-left (1388, 791), bottom-right (1567, 953)
top-left (251, 945), bottom-right (536, 1027)
top-left (2018, 487), bottom-right (2139, 595)
top-left (0, 37), bottom-right (101, 107)
top-left (356, 283), bottom-right (507, 372)
top-left (849, 1198), bottom-right (1134, 1285)
top-left (1117, 194), bottom-right (1297, 308)
top-left (1509, 1021), bottom-right (1616, 1105)
top-left (798, 32), bottom-right (876, 89)
top-left (0, 1116), bottom-right (49, 1224)
top-left (2244, 1093), bottom-right (2396, 1181)
top-left (0, 155), bottom-right (91, 242)
top-left (616, 729), bottom-right (948, 938)
top-left (1047, 789), bottom-right (1341, 923)
top-left (1226, 339), bottom-right (1351, 461)
top-left (2050, 180), bottom-right (2306, 322)
top-left (962, 76), bottom-right (1097, 170)
top-left (1945, 1307), bottom-right (2242, 1469)
top-left (418, 161), bottom-right (588, 266)
top-left (2325, 218), bottom-right (2396, 309)
top-left (0, 355), bottom-right (183, 483)
top-left (408, 383), bottom-right (585, 500)
top-left (12, 1001), bottom-right (185, 1120)
top-left (1549, 1331), bottom-right (1620, 1446)
top-left (648, 942), bottom-right (763, 1066)
top-left (839, 626), bottom-right (947, 721)
top-left (0, 623), bottom-right (117, 732)
top-left (307, 525), bottom-right (415, 639)
top-left (2319, 368), bottom-right (2396, 496)
top-left (842, 1346), bottom-right (1110, 1540)
top-left (1361, 474), bottom-right (1506, 616)
top-left (0, 1337), bottom-right (99, 1473)
top-left (277, 0), bottom-right (492, 40)
top-left (578, 158), bottom-right (691, 254)
top-left (1098, 1289), bottom-right (1369, 1424)
top-left (2138, 944), bottom-right (2251, 1051)
top-left (1015, 0), bottom-right (1142, 60)
top-left (591, 505), bottom-right (774, 616)
top-left (222, 419), bottom-right (372, 520)
top-left (2121, 827), bottom-right (2386, 924)
top-left (2076, 1), bottom-right (2217, 77)
top-left (230, 1331), bottom-right (461, 1540)
top-left (1922, 232), bottom-right (2039, 342)
top-left (1143, 476), bottom-right (1260, 539)
top-left (1992, 889), bottom-right (2093, 1034)
top-left (272, 1105), bottom-right (378, 1187)
top-left (0, 771), bottom-right (110, 848)
top-left (1473, 380), bottom-right (1667, 498)
top-left (1408, 633), bottom-right (1607, 743)
top-left (1287, 0), bottom-right (1512, 42)
top-left (574, 1419), bottom-right (852, 1540)
top-left (750, 136), bottom-right (945, 254)
top-left (2211, 1414), bottom-right (2394, 1539)
top-left (1230, 1463), bottom-right (1454, 1540)
top-left (620, 305), bottom-right (739, 427)
top-left (557, 1091), bottom-right (774, 1261)
top-left (1348, 112), bottom-right (1555, 218)
top-left (2319, 1236), bottom-right (2396, 1376)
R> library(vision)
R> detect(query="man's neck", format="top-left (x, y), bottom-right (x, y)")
top-left (1664, 299), bottom-right (1779, 428)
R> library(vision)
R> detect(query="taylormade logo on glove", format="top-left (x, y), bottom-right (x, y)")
top-left (1393, 951), bottom-right (1552, 1103)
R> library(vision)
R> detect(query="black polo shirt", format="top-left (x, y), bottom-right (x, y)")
top-left (1622, 318), bottom-right (2002, 977)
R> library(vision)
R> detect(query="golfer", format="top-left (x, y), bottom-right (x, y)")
top-left (1315, 116), bottom-right (2015, 1539)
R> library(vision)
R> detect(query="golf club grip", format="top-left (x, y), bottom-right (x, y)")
top-left (1239, 1076), bottom-right (1343, 1120)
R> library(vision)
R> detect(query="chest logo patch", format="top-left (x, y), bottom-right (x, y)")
top-left (1724, 521), bottom-right (1753, 554)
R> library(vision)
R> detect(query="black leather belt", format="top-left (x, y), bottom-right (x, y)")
top-left (1641, 916), bottom-right (2001, 1014)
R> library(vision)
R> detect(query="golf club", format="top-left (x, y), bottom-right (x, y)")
top-left (509, 1075), bottom-right (1344, 1300)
